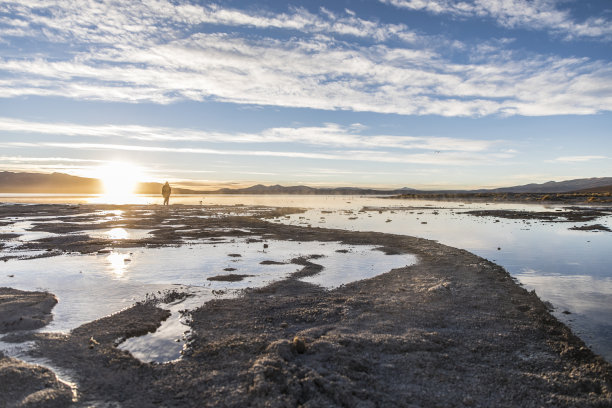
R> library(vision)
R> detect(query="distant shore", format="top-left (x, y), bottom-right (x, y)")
top-left (388, 191), bottom-right (612, 205)
top-left (1, 204), bottom-right (611, 407)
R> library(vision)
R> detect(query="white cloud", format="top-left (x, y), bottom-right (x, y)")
top-left (380, 0), bottom-right (612, 40)
top-left (0, 155), bottom-right (104, 163)
top-left (0, 155), bottom-right (105, 173)
top-left (3, 138), bottom-right (513, 166)
top-left (0, 1), bottom-right (610, 116)
top-left (553, 155), bottom-right (609, 162)
top-left (0, 1), bottom-right (417, 45)
top-left (1, 32), bottom-right (610, 116)
top-left (0, 117), bottom-right (496, 152)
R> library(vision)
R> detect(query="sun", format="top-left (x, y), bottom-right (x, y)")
top-left (98, 162), bottom-right (142, 201)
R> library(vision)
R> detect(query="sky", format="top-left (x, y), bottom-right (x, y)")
top-left (0, 0), bottom-right (611, 190)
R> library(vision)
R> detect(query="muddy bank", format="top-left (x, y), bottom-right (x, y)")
top-left (24, 220), bottom-right (612, 407)
top-left (0, 288), bottom-right (73, 407)
top-left (0, 203), bottom-right (302, 261)
top-left (463, 208), bottom-right (612, 223)
top-left (0, 288), bottom-right (58, 333)
top-left (1, 204), bottom-right (611, 406)
top-left (389, 191), bottom-right (612, 205)
top-left (362, 205), bottom-right (612, 225)
top-left (569, 224), bottom-right (612, 232)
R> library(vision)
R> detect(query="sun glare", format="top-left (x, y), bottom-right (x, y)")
top-left (98, 162), bottom-right (142, 203)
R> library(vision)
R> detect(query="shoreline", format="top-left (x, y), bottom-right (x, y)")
top-left (0, 204), bottom-right (611, 406)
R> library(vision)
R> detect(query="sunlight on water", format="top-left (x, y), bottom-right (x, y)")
top-left (108, 227), bottom-right (128, 240)
top-left (107, 252), bottom-right (131, 277)
top-left (86, 193), bottom-right (153, 205)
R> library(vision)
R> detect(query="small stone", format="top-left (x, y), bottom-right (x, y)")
top-left (88, 336), bottom-right (99, 348)
top-left (292, 336), bottom-right (306, 354)
top-left (280, 322), bottom-right (288, 328)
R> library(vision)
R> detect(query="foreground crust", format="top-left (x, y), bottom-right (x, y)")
top-left (26, 221), bottom-right (611, 407)
top-left (0, 288), bottom-right (58, 333)
top-left (0, 288), bottom-right (73, 407)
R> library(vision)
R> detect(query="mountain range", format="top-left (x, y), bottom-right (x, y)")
top-left (0, 172), bottom-right (198, 194)
top-left (0, 171), bottom-right (610, 195)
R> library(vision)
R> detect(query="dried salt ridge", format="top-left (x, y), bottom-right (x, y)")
top-left (22, 223), bottom-right (612, 407)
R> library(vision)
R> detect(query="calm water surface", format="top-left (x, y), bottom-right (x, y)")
top-left (1, 194), bottom-right (611, 362)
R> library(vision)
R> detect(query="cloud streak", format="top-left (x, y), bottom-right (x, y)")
top-left (0, 1), bottom-right (417, 45)
top-left (380, 0), bottom-right (612, 41)
top-left (552, 155), bottom-right (609, 163)
top-left (3, 138), bottom-right (512, 166)
top-left (0, 118), bottom-right (495, 152)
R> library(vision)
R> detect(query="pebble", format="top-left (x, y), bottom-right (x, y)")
top-left (292, 336), bottom-right (306, 354)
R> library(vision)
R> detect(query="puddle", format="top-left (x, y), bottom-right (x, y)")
top-left (0, 220), bottom-right (60, 242)
top-left (0, 238), bottom-right (414, 363)
top-left (0, 338), bottom-right (79, 402)
top-left (118, 287), bottom-right (213, 363)
top-left (84, 227), bottom-right (153, 240)
top-left (3, 197), bottom-right (610, 364)
top-left (301, 246), bottom-right (416, 289)
top-left (274, 201), bottom-right (612, 363)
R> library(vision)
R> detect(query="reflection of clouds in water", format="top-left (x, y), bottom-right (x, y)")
top-left (107, 252), bottom-right (131, 277)
top-left (517, 269), bottom-right (612, 318)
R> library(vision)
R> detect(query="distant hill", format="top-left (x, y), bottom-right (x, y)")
top-left (0, 172), bottom-right (197, 194)
top-left (206, 178), bottom-right (612, 195)
top-left (1, 171), bottom-right (610, 195)
top-left (0, 171), bottom-right (103, 193)
top-left (479, 177), bottom-right (612, 194)
top-left (135, 182), bottom-right (198, 195)
top-left (572, 185), bottom-right (612, 194)
top-left (208, 184), bottom-right (416, 195)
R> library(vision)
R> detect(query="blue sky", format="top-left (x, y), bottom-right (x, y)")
top-left (0, 0), bottom-right (611, 189)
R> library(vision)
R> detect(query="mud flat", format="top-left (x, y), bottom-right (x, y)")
top-left (0, 204), bottom-right (611, 406)
top-left (0, 288), bottom-right (58, 333)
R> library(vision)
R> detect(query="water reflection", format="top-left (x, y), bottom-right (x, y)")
top-left (0, 238), bottom-right (413, 363)
top-left (86, 193), bottom-right (152, 205)
top-left (107, 227), bottom-right (128, 240)
top-left (274, 199), bottom-right (612, 362)
top-left (107, 252), bottom-right (131, 277)
top-left (1, 195), bottom-right (611, 362)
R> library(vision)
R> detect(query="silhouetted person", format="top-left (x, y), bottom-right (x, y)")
top-left (162, 181), bottom-right (171, 205)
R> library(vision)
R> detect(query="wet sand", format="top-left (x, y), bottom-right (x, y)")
top-left (1, 204), bottom-right (611, 407)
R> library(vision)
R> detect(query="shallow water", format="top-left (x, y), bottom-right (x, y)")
top-left (270, 198), bottom-right (612, 362)
top-left (0, 232), bottom-right (414, 362)
top-left (1, 194), bottom-right (611, 363)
